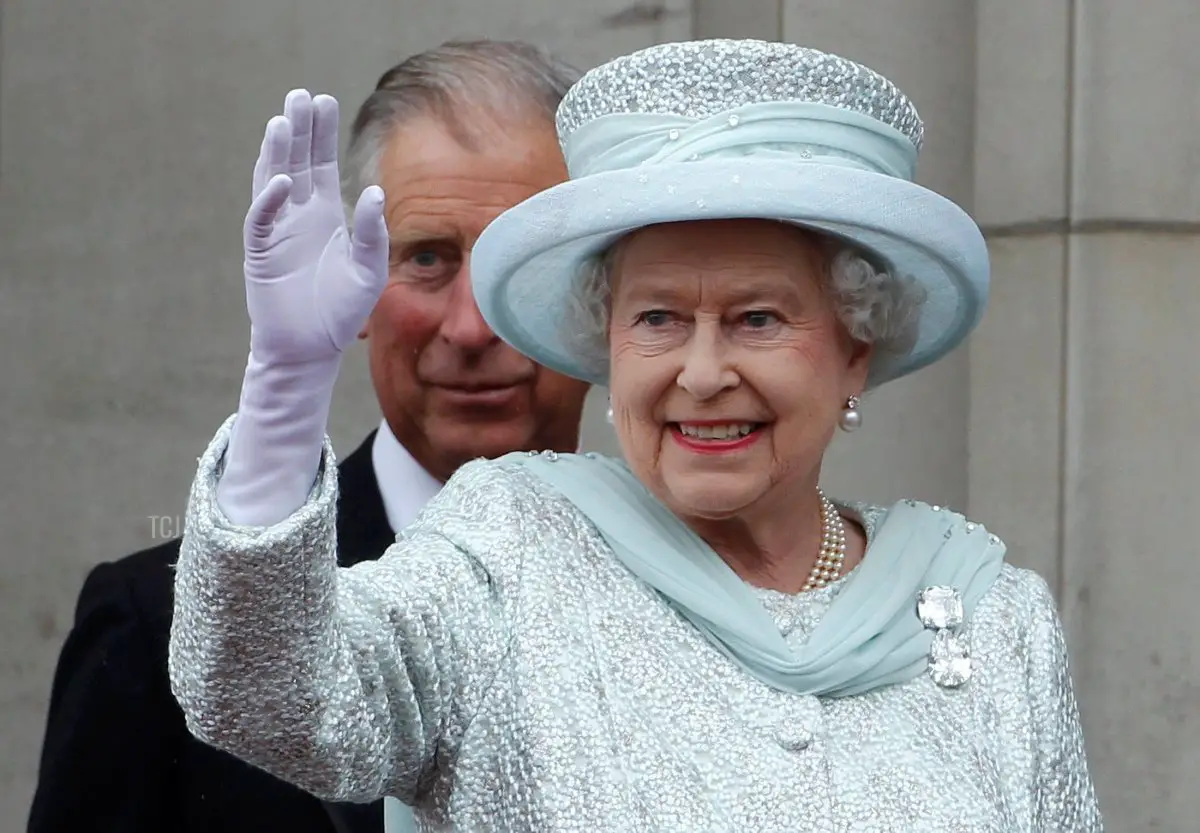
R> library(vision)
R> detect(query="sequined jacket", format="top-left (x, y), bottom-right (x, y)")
top-left (169, 424), bottom-right (1103, 832)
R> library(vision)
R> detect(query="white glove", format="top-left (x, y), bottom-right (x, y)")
top-left (216, 89), bottom-right (389, 527)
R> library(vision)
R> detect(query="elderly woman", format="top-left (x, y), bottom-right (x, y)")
top-left (169, 40), bottom-right (1102, 831)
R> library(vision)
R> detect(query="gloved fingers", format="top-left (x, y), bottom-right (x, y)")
top-left (283, 89), bottom-right (314, 203)
top-left (252, 128), bottom-right (270, 200)
top-left (262, 115), bottom-right (293, 187)
top-left (310, 94), bottom-right (341, 200)
top-left (244, 173), bottom-right (294, 251)
top-left (348, 185), bottom-right (389, 287)
top-left (319, 187), bottom-right (388, 349)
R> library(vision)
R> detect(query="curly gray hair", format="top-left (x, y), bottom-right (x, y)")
top-left (562, 228), bottom-right (928, 380)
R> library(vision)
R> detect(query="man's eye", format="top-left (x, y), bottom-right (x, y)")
top-left (411, 251), bottom-right (441, 268)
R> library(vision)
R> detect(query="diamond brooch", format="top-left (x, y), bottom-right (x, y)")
top-left (917, 585), bottom-right (972, 689)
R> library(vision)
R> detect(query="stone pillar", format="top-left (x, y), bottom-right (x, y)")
top-left (781, 0), bottom-right (979, 509)
top-left (970, 0), bottom-right (1200, 826)
top-left (695, 0), bottom-right (781, 40)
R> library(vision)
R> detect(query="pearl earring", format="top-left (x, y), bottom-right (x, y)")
top-left (606, 396), bottom-right (614, 425)
top-left (838, 395), bottom-right (862, 432)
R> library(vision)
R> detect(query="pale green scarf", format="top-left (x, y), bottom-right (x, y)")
top-left (510, 451), bottom-right (1005, 697)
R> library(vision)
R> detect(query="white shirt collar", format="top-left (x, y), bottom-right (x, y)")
top-left (370, 419), bottom-right (444, 534)
top-left (371, 419), bottom-right (588, 535)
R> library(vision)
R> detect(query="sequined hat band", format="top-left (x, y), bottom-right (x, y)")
top-left (556, 39), bottom-right (924, 150)
top-left (564, 101), bottom-right (918, 181)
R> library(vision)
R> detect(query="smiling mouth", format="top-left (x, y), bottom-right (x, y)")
top-left (670, 422), bottom-right (764, 440)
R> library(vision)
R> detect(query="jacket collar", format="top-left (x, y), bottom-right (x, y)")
top-left (334, 430), bottom-right (395, 568)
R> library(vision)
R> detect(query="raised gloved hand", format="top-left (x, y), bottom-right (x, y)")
top-left (243, 90), bottom-right (388, 366)
top-left (217, 89), bottom-right (389, 527)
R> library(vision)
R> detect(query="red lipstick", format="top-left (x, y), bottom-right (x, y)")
top-left (668, 423), bottom-right (764, 455)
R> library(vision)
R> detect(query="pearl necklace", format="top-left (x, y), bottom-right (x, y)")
top-left (801, 490), bottom-right (848, 592)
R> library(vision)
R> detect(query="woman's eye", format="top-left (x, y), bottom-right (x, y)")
top-left (637, 310), bottom-right (672, 327)
top-left (411, 251), bottom-right (441, 268)
top-left (743, 310), bottom-right (779, 328)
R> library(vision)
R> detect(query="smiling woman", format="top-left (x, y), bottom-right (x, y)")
top-left (167, 38), bottom-right (1103, 831)
top-left (604, 222), bottom-right (871, 569)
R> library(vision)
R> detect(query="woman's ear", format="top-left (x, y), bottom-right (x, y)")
top-left (846, 337), bottom-right (873, 390)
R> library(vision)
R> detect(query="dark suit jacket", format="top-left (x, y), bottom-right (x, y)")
top-left (28, 432), bottom-right (395, 833)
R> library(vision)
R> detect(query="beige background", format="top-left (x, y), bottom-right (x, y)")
top-left (2, 0), bottom-right (1196, 829)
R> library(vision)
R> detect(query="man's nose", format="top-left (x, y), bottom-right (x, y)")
top-left (439, 267), bottom-right (497, 350)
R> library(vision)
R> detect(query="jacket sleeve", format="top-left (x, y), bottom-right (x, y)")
top-left (27, 560), bottom-right (178, 833)
top-left (168, 416), bottom-right (516, 805)
top-left (1024, 574), bottom-right (1105, 831)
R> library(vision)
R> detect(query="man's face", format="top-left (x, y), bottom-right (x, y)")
top-left (363, 114), bottom-right (590, 482)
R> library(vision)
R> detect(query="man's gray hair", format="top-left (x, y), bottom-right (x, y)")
top-left (343, 40), bottom-right (581, 206)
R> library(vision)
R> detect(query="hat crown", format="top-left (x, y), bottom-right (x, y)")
top-left (556, 39), bottom-right (924, 152)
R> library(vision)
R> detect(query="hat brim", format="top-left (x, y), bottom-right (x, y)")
top-left (470, 158), bottom-right (990, 388)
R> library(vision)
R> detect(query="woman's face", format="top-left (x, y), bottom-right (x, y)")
top-left (607, 219), bottom-right (871, 524)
